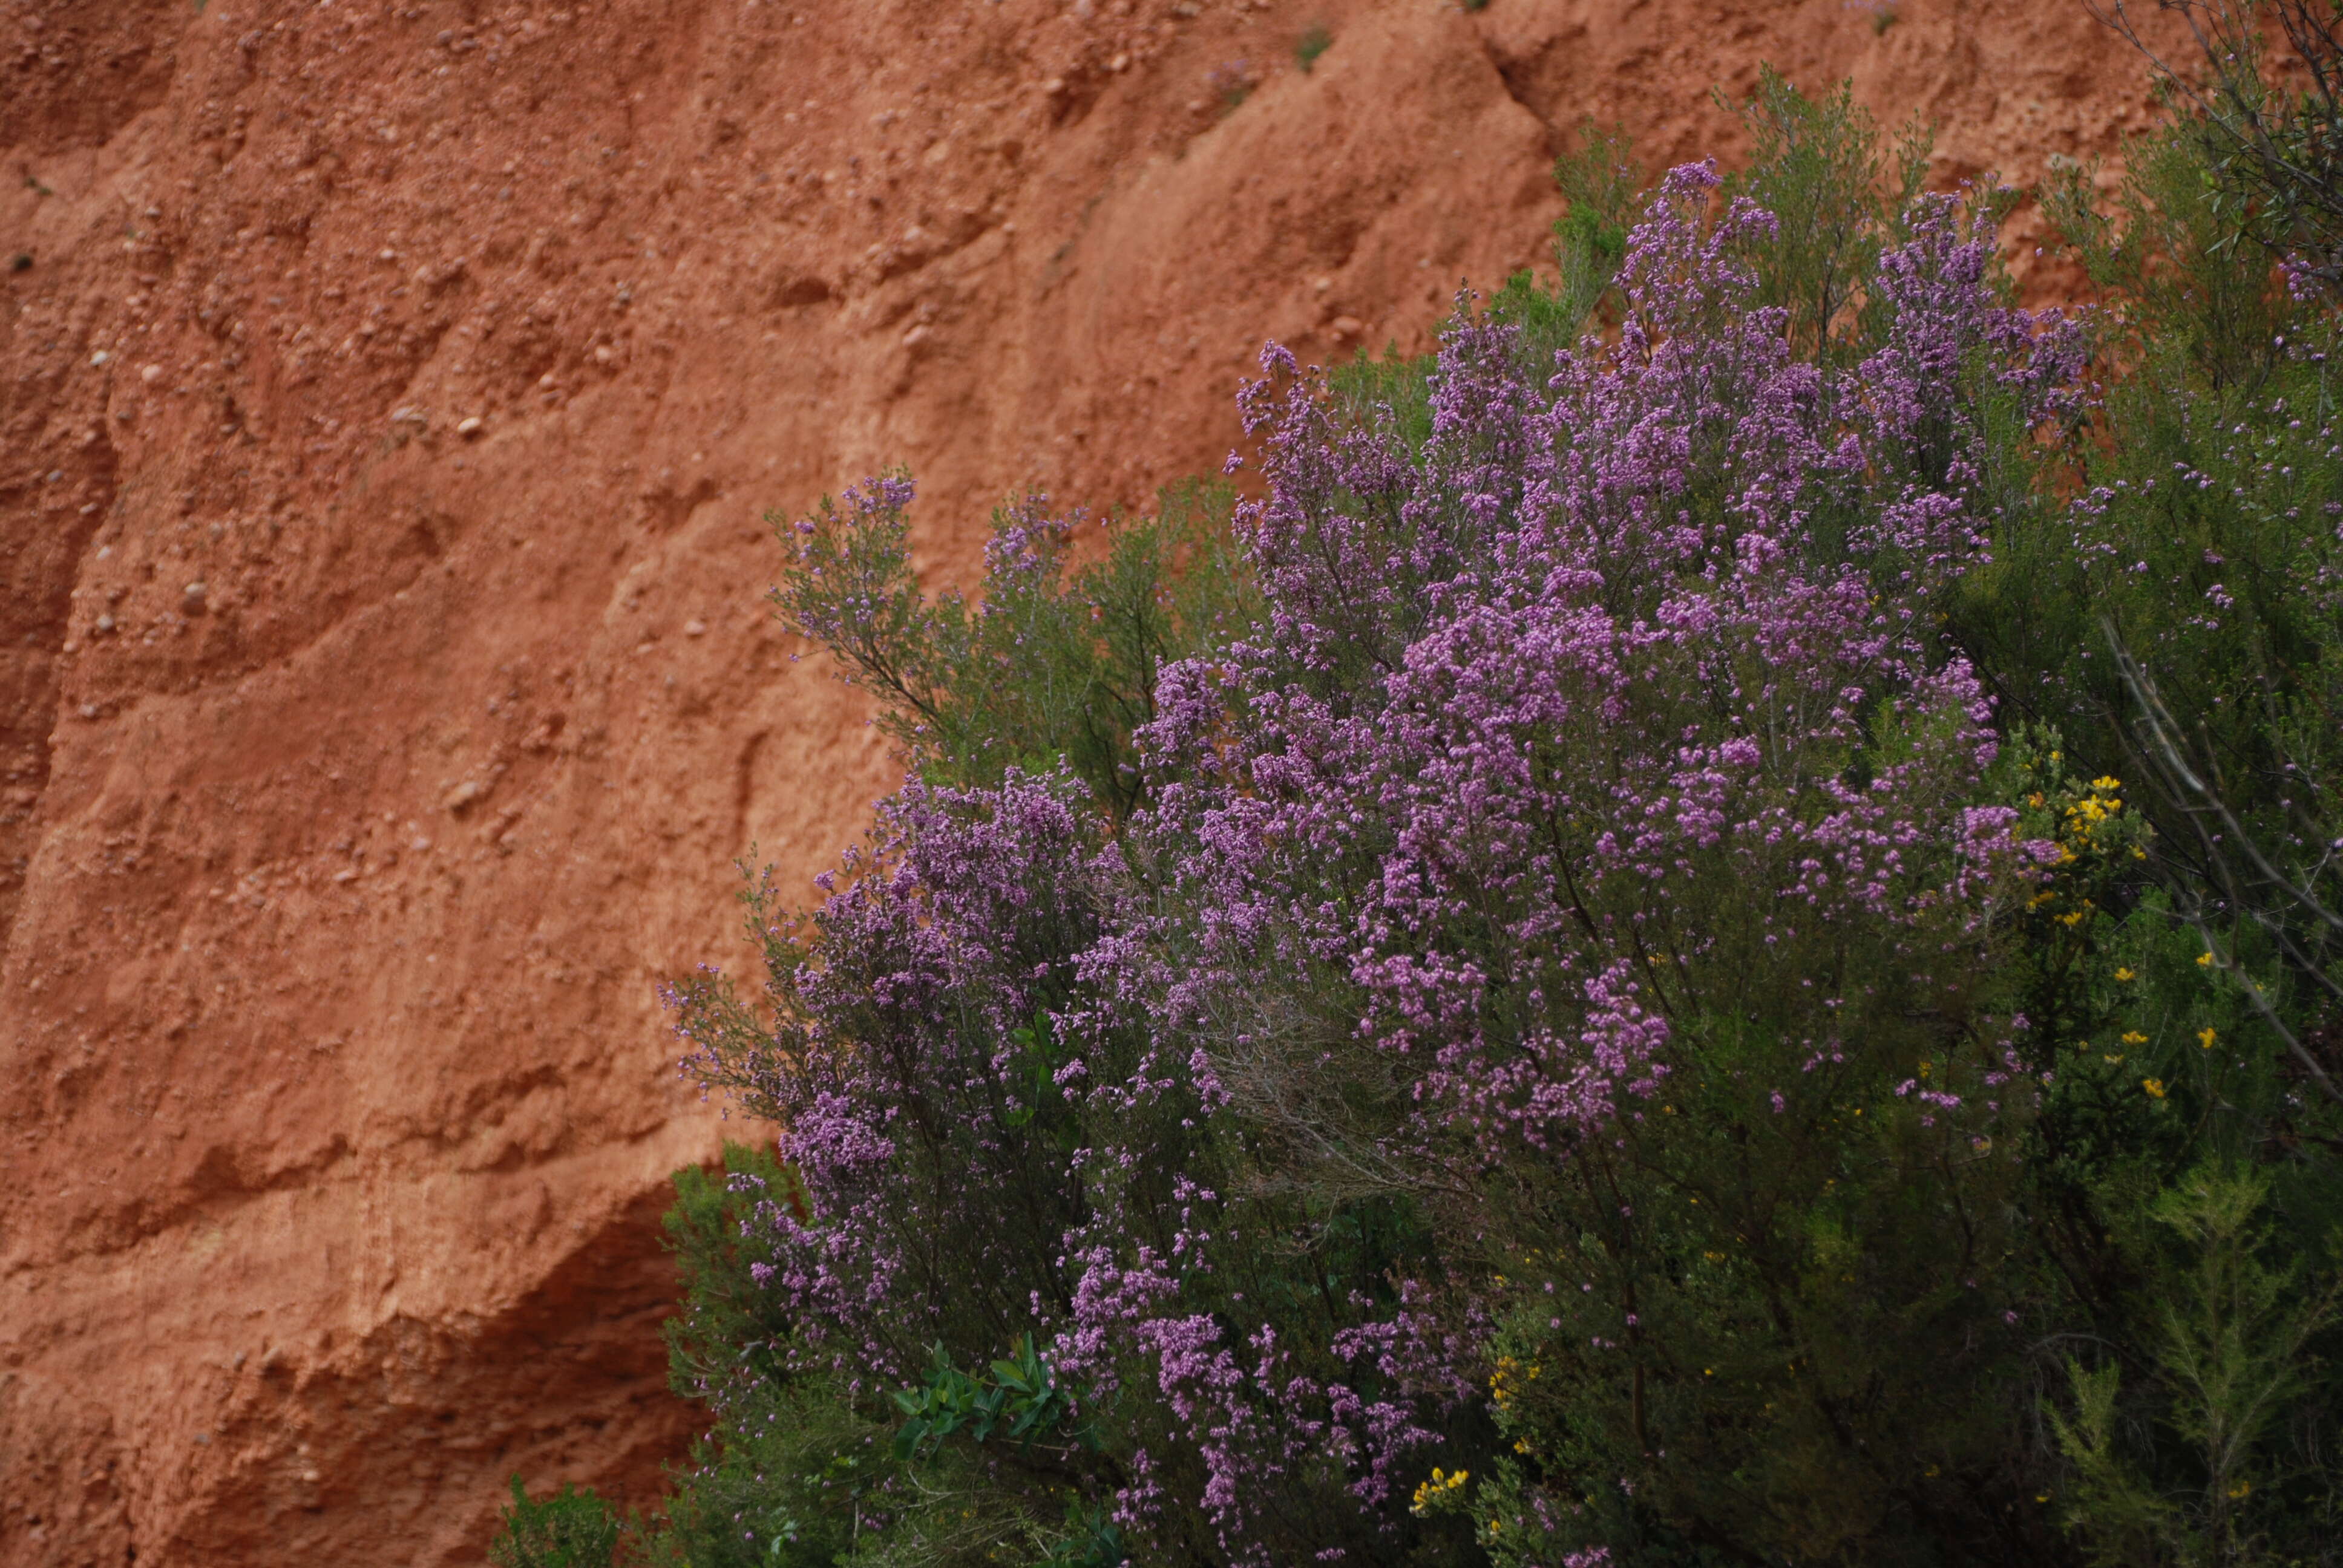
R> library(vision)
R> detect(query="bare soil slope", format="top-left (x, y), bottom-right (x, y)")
top-left (0, 1), bottom-right (2173, 1561)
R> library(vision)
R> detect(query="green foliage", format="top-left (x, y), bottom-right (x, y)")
top-left (1484, 267), bottom-right (1585, 371)
top-left (2097, 0), bottom-right (2343, 296)
top-left (493, 1477), bottom-right (624, 1568)
top-left (644, 1144), bottom-right (889, 1568)
top-left (1548, 121), bottom-right (1643, 333)
top-left (1294, 22), bottom-right (1331, 73)
top-left (1717, 65), bottom-right (1931, 364)
top-left (1429, 729), bottom-right (2060, 1567)
top-left (663, 1144), bottom-right (803, 1403)
top-left (2024, 111), bottom-right (2338, 774)
top-left (1486, 77), bottom-right (1935, 376)
top-left (1466, 123), bottom-right (1647, 373)
top-left (649, 1366), bottom-right (908, 1568)
top-left (1325, 124), bottom-right (1641, 452)
top-left (1034, 1507), bottom-right (1126, 1568)
top-left (1327, 339), bottom-right (1438, 450)
top-left (772, 476), bottom-right (1253, 822)
top-left (2051, 1166), bottom-right (2343, 1568)
top-left (1976, 73), bottom-right (2343, 1568)
top-left (585, 1146), bottom-right (1120, 1568)
top-left (1334, 78), bottom-right (1935, 482)
top-left (1322, 82), bottom-right (1922, 452)
top-left (1209, 60), bottom-right (1253, 114)
top-left (1993, 101), bottom-right (2343, 1123)
top-left (2042, 129), bottom-right (2287, 396)
top-left (889, 1338), bottom-right (1094, 1462)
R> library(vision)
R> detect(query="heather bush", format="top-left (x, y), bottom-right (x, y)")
top-left (494, 63), bottom-right (2343, 1568)
top-left (773, 477), bottom-right (1250, 822)
top-left (1123, 158), bottom-right (2091, 1567)
top-left (656, 128), bottom-right (2087, 1566)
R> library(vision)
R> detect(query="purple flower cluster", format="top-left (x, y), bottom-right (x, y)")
top-left (689, 165), bottom-right (2084, 1564)
top-left (718, 771), bottom-right (1114, 1388)
top-left (1145, 164), bottom-right (2068, 1165)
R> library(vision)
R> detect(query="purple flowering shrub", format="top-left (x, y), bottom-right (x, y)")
top-left (686, 766), bottom-right (1460, 1566)
top-left (666, 148), bottom-right (2112, 1568)
top-left (721, 775), bottom-right (1109, 1379)
top-left (1112, 166), bottom-right (2085, 1566)
top-left (675, 774), bottom-right (1152, 1566)
top-left (497, 65), bottom-right (2343, 1568)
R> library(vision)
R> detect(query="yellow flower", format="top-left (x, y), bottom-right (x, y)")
top-left (2198, 951), bottom-right (2215, 967)
top-left (1410, 1467), bottom-right (1469, 1515)
top-left (2228, 1480), bottom-right (2252, 1500)
top-left (2199, 1027), bottom-right (2218, 1050)
top-left (2091, 777), bottom-right (2122, 792)
top-left (2122, 1031), bottom-right (2148, 1045)
top-left (2104, 1054), bottom-right (2125, 1065)
top-left (2143, 1078), bottom-right (2167, 1099)
top-left (2059, 909), bottom-right (2088, 927)
top-left (2114, 967), bottom-right (2136, 982)
top-left (1513, 1439), bottom-right (1532, 1454)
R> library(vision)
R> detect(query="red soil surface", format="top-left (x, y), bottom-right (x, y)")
top-left (0, 0), bottom-right (2178, 1561)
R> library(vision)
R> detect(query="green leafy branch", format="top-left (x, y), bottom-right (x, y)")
top-left (890, 1337), bottom-right (1098, 1463)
